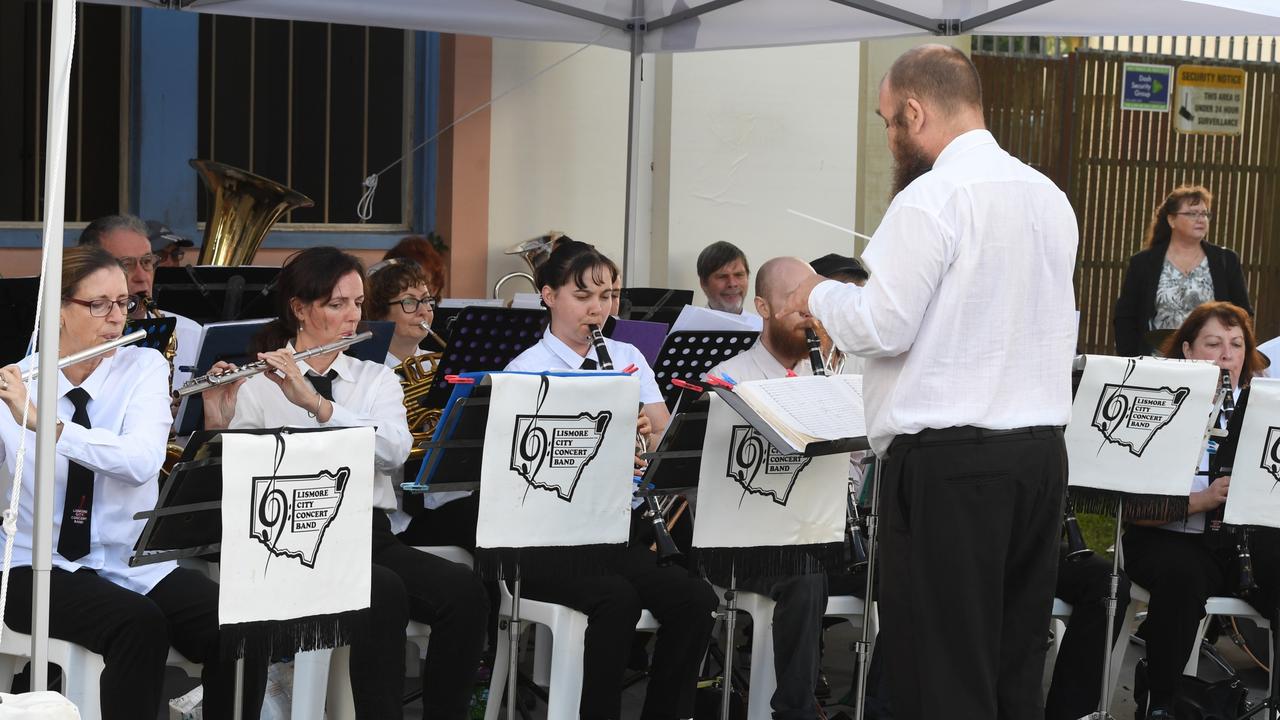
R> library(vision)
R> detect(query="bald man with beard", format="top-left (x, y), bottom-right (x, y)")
top-left (708, 257), bottom-right (839, 720)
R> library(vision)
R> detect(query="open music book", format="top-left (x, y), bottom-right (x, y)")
top-left (727, 374), bottom-right (867, 454)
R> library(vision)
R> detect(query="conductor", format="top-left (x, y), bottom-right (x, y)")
top-left (780, 44), bottom-right (1078, 720)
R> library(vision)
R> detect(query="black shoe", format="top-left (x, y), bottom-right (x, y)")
top-left (814, 671), bottom-right (832, 699)
top-left (1147, 708), bottom-right (1173, 720)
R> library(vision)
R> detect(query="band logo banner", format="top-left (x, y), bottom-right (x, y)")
top-left (1223, 378), bottom-right (1280, 529)
top-left (1066, 355), bottom-right (1219, 518)
top-left (693, 394), bottom-right (847, 579)
top-left (477, 372), bottom-right (639, 579)
top-left (220, 428), bottom-right (374, 658)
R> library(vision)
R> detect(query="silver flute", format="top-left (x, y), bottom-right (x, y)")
top-left (17, 329), bottom-right (148, 383)
top-left (176, 331), bottom-right (373, 397)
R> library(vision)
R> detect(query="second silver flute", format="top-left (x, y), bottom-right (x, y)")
top-left (176, 331), bottom-right (373, 397)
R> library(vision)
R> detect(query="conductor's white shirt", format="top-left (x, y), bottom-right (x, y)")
top-left (809, 129), bottom-right (1078, 456)
top-left (0, 346), bottom-right (176, 594)
top-left (506, 331), bottom-right (664, 405)
top-left (230, 346), bottom-right (413, 519)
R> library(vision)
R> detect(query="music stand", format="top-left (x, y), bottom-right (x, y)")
top-left (653, 331), bottom-right (758, 410)
top-left (153, 265), bottom-right (282, 324)
top-left (403, 373), bottom-right (491, 494)
top-left (124, 316), bottom-right (177, 354)
top-left (620, 288), bottom-right (693, 326)
top-left (421, 306), bottom-right (546, 409)
top-left (0, 277), bottom-right (39, 365)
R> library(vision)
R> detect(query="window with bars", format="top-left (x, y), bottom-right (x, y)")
top-left (0, 2), bottom-right (127, 224)
top-left (196, 16), bottom-right (412, 227)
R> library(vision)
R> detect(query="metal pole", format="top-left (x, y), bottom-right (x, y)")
top-left (30, 0), bottom-right (77, 690)
top-left (507, 571), bottom-right (522, 720)
top-left (1085, 500), bottom-right (1123, 720)
top-left (719, 568), bottom-right (738, 720)
top-left (621, 0), bottom-right (644, 286)
top-left (853, 455), bottom-right (880, 720)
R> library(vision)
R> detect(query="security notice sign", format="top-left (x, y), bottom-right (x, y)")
top-left (1175, 64), bottom-right (1245, 135)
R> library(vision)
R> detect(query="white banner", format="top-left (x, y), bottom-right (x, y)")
top-left (220, 428), bottom-right (373, 651)
top-left (1224, 378), bottom-right (1280, 529)
top-left (692, 394), bottom-right (848, 577)
top-left (1066, 355), bottom-right (1220, 499)
top-left (476, 373), bottom-right (638, 565)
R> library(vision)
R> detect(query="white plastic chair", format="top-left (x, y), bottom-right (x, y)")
top-left (1128, 583), bottom-right (1272, 680)
top-left (720, 589), bottom-right (875, 720)
top-left (0, 626), bottom-right (201, 720)
top-left (294, 545), bottom-right (473, 720)
top-left (485, 580), bottom-right (662, 720)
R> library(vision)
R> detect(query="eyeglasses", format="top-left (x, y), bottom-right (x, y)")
top-left (1175, 211), bottom-right (1214, 220)
top-left (117, 254), bottom-right (161, 272)
top-left (65, 296), bottom-right (137, 317)
top-left (158, 247), bottom-right (185, 264)
top-left (390, 296), bottom-right (437, 314)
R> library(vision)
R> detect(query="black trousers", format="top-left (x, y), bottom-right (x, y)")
top-left (1045, 548), bottom-right (1131, 720)
top-left (349, 512), bottom-right (490, 720)
top-left (397, 493), bottom-right (480, 551)
top-left (878, 426), bottom-right (1065, 720)
top-left (738, 573), bottom-right (826, 720)
top-left (1122, 525), bottom-right (1280, 709)
top-left (522, 545), bottom-right (718, 720)
top-left (3, 566), bottom-right (267, 720)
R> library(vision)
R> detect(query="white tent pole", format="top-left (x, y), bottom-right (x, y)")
top-left (622, 0), bottom-right (644, 286)
top-left (31, 0), bottom-right (75, 691)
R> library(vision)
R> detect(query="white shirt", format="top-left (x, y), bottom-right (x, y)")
top-left (230, 346), bottom-right (413, 517)
top-left (809, 129), bottom-right (1078, 456)
top-left (167, 310), bottom-right (202, 392)
top-left (506, 331), bottom-right (664, 405)
top-left (1162, 389), bottom-right (1238, 534)
top-left (0, 346), bottom-right (176, 594)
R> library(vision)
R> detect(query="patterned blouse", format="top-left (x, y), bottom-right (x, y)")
top-left (1152, 256), bottom-right (1214, 330)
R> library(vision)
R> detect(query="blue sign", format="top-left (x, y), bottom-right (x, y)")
top-left (1122, 63), bottom-right (1173, 112)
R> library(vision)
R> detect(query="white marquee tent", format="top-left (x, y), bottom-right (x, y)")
top-left (20, 0), bottom-right (1280, 695)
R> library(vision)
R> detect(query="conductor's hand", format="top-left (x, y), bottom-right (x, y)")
top-left (775, 274), bottom-right (828, 322)
top-left (201, 360), bottom-right (246, 430)
top-left (1192, 475), bottom-right (1231, 513)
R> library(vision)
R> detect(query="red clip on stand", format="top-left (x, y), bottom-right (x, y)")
top-left (671, 378), bottom-right (704, 393)
top-left (445, 375), bottom-right (475, 384)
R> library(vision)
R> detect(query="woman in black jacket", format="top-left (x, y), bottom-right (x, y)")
top-left (1114, 185), bottom-right (1252, 356)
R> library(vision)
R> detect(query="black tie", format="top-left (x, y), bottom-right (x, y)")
top-left (579, 357), bottom-right (598, 370)
top-left (307, 369), bottom-right (339, 401)
top-left (57, 388), bottom-right (93, 561)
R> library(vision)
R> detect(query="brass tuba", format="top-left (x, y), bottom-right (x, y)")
top-left (190, 159), bottom-right (314, 266)
top-left (492, 231), bottom-right (562, 298)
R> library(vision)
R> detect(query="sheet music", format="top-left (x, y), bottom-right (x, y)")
top-left (736, 375), bottom-right (866, 448)
top-left (670, 305), bottom-right (763, 334)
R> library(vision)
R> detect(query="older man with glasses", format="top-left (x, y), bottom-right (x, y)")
top-left (78, 214), bottom-right (203, 392)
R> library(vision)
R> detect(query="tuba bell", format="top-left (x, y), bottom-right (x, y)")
top-left (191, 159), bottom-right (314, 266)
top-left (492, 231), bottom-right (562, 298)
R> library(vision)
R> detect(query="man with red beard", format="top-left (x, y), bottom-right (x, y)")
top-left (780, 45), bottom-right (1078, 719)
top-left (709, 256), bottom-right (840, 720)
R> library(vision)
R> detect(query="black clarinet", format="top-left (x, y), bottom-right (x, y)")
top-left (805, 327), bottom-right (827, 377)
top-left (1063, 495), bottom-right (1093, 561)
top-left (591, 323), bottom-right (685, 567)
top-left (1205, 370), bottom-right (1258, 597)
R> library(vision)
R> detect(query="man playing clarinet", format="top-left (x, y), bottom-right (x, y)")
top-left (781, 44), bottom-right (1078, 719)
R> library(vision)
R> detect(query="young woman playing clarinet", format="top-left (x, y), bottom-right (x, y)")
top-left (505, 239), bottom-right (717, 720)
top-left (0, 246), bottom-right (267, 719)
top-left (201, 246), bottom-right (488, 719)
top-left (1124, 301), bottom-right (1280, 720)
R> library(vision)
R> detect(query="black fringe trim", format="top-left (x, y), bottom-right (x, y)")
top-left (220, 608), bottom-right (369, 661)
top-left (693, 542), bottom-right (846, 585)
top-left (1070, 487), bottom-right (1191, 522)
top-left (476, 543), bottom-right (625, 581)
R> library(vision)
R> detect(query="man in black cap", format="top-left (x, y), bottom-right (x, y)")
top-left (810, 254), bottom-right (869, 287)
top-left (147, 220), bottom-right (195, 267)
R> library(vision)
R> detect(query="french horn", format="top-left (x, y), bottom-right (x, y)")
top-left (491, 231), bottom-right (563, 298)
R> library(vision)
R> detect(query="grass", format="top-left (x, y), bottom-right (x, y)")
top-left (1076, 512), bottom-right (1121, 560)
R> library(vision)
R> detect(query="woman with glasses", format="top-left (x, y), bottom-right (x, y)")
top-left (366, 258), bottom-right (440, 365)
top-left (1115, 185), bottom-right (1252, 356)
top-left (201, 246), bottom-right (488, 720)
top-left (0, 246), bottom-right (266, 719)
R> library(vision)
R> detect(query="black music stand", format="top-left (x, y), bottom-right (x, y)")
top-left (0, 277), bottom-right (39, 365)
top-left (652, 331), bottom-right (758, 410)
top-left (153, 265), bottom-right (281, 324)
top-left (124, 316), bottom-right (177, 354)
top-left (421, 306), bottom-right (546, 409)
top-left (620, 288), bottom-right (693, 326)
